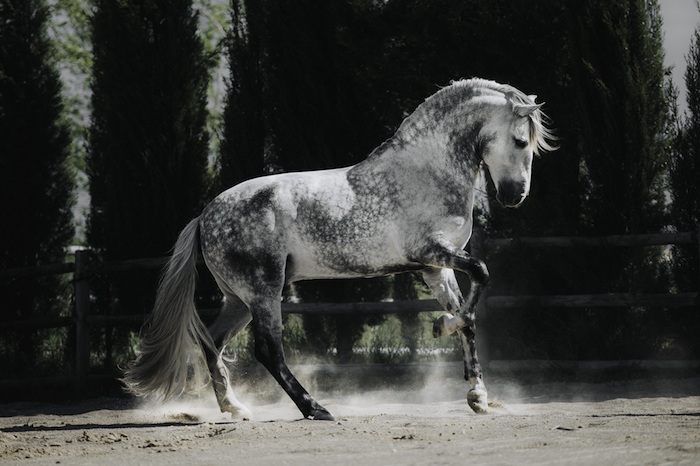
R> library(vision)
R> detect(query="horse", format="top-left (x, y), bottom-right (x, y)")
top-left (122, 78), bottom-right (556, 420)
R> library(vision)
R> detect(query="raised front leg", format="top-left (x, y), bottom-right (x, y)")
top-left (419, 241), bottom-right (489, 334)
top-left (421, 268), bottom-right (467, 337)
top-left (419, 242), bottom-right (490, 414)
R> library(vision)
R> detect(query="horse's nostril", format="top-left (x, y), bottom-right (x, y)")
top-left (496, 181), bottom-right (526, 208)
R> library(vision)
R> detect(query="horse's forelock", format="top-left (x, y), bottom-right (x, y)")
top-left (466, 81), bottom-right (555, 156)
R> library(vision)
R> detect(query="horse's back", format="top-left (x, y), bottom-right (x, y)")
top-left (199, 167), bottom-right (409, 285)
top-left (200, 168), bottom-right (353, 242)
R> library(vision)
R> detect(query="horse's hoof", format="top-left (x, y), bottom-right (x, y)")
top-left (467, 389), bottom-right (488, 414)
top-left (310, 408), bottom-right (335, 421)
top-left (220, 401), bottom-right (252, 420)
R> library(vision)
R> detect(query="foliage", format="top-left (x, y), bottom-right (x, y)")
top-left (569, 0), bottom-right (671, 237)
top-left (220, 0), bottom-right (397, 362)
top-left (87, 0), bottom-right (214, 364)
top-left (216, 0), bottom-right (266, 190)
top-left (193, 0), bottom-right (230, 167)
top-left (673, 6), bottom-right (700, 285)
top-left (4, 0), bottom-right (698, 382)
top-left (47, 0), bottom-right (92, 161)
top-left (0, 0), bottom-right (75, 374)
top-left (47, 0), bottom-right (95, 242)
top-left (669, 4), bottom-right (700, 357)
top-left (88, 0), bottom-right (211, 263)
top-left (213, 0), bottom-right (684, 362)
top-left (223, 312), bottom-right (461, 365)
top-left (482, 0), bottom-right (678, 360)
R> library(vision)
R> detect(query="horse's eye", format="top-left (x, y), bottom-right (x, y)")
top-left (513, 138), bottom-right (528, 149)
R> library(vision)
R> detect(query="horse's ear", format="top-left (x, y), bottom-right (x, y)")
top-left (505, 90), bottom-right (544, 117)
top-left (512, 102), bottom-right (544, 118)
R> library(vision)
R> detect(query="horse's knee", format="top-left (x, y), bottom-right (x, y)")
top-left (469, 257), bottom-right (489, 287)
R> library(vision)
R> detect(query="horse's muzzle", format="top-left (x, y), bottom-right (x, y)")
top-left (496, 181), bottom-right (527, 208)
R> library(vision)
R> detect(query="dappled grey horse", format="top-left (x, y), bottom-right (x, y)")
top-left (123, 78), bottom-right (556, 420)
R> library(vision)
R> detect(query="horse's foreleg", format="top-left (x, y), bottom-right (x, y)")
top-left (421, 268), bottom-right (466, 336)
top-left (200, 294), bottom-right (252, 418)
top-left (419, 245), bottom-right (490, 413)
top-left (250, 298), bottom-right (334, 421)
top-left (459, 323), bottom-right (488, 413)
top-left (421, 248), bottom-right (489, 338)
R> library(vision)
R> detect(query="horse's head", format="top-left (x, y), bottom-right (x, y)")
top-left (387, 79), bottom-right (555, 208)
top-left (480, 90), bottom-right (555, 208)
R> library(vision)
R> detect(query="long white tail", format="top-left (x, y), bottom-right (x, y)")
top-left (122, 217), bottom-right (216, 400)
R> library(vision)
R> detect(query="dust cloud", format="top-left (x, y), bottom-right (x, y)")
top-left (139, 357), bottom-right (700, 423)
top-left (143, 361), bottom-right (525, 422)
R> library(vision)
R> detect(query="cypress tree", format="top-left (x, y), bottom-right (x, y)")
top-left (0, 0), bottom-right (75, 373)
top-left (217, 0), bottom-right (677, 361)
top-left (673, 11), bottom-right (700, 291)
top-left (669, 11), bottom-right (700, 357)
top-left (88, 0), bottom-right (211, 365)
top-left (559, 0), bottom-right (674, 358)
top-left (570, 0), bottom-right (670, 238)
top-left (217, 0), bottom-right (266, 190)
top-left (484, 0), bottom-right (674, 361)
top-left (89, 0), bottom-right (210, 259)
top-left (224, 0), bottom-right (392, 362)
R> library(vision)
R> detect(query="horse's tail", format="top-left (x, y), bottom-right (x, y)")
top-left (122, 217), bottom-right (216, 401)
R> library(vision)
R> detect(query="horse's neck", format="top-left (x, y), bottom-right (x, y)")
top-left (363, 124), bottom-right (480, 187)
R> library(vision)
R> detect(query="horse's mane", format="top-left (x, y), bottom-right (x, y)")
top-left (392, 78), bottom-right (557, 155)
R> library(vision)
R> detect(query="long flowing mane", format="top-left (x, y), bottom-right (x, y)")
top-left (391, 78), bottom-right (556, 155)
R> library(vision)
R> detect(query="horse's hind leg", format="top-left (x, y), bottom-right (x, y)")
top-left (248, 293), bottom-right (334, 421)
top-left (199, 293), bottom-right (252, 418)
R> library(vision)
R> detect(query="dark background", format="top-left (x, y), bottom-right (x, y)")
top-left (1, 0), bottom-right (698, 392)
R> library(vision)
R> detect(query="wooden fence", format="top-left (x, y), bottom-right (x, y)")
top-left (477, 230), bottom-right (700, 310)
top-left (1, 230), bottom-right (698, 390)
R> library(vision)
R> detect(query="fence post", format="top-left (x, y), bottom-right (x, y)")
top-left (74, 250), bottom-right (91, 388)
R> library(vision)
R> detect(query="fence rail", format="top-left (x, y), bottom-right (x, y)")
top-left (476, 229), bottom-right (700, 309)
top-left (487, 292), bottom-right (698, 309)
top-left (1, 230), bottom-right (698, 390)
top-left (484, 231), bottom-right (695, 249)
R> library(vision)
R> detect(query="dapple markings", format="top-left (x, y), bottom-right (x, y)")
top-left (123, 78), bottom-right (556, 420)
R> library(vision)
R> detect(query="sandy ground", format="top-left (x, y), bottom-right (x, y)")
top-left (1, 371), bottom-right (699, 465)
